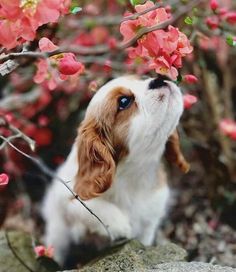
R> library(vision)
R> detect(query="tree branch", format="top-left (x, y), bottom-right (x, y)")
top-left (0, 0), bottom-right (203, 63)
top-left (0, 133), bottom-right (112, 240)
top-left (0, 88), bottom-right (41, 111)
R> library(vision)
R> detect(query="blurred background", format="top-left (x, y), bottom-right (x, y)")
top-left (0, 0), bottom-right (236, 268)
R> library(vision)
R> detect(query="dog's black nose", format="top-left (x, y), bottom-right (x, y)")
top-left (148, 75), bottom-right (169, 89)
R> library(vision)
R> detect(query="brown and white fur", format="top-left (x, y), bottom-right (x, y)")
top-left (42, 75), bottom-right (185, 265)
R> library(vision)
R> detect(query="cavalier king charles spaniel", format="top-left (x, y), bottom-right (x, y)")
top-left (42, 75), bottom-right (189, 265)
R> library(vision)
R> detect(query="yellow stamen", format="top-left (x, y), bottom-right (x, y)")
top-left (160, 67), bottom-right (168, 73)
top-left (20, 0), bottom-right (39, 15)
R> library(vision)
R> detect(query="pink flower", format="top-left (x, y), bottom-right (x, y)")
top-left (34, 245), bottom-right (54, 258)
top-left (225, 11), bottom-right (236, 24)
top-left (120, 2), bottom-right (169, 42)
top-left (120, 4), bottom-right (193, 79)
top-left (58, 53), bottom-right (84, 76)
top-left (0, 173), bottom-right (9, 187)
top-left (120, 19), bottom-right (140, 42)
top-left (0, 0), bottom-right (71, 49)
top-left (206, 16), bottom-right (219, 29)
top-left (183, 94), bottom-right (198, 109)
top-left (183, 74), bottom-right (198, 84)
top-left (219, 119), bottom-right (236, 140)
top-left (210, 0), bottom-right (219, 11)
top-left (39, 37), bottom-right (58, 52)
top-left (34, 246), bottom-right (45, 257)
top-left (33, 59), bottom-right (49, 84)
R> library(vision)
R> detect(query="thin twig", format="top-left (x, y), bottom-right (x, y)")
top-left (121, 3), bottom-right (162, 22)
top-left (0, 88), bottom-right (40, 111)
top-left (0, 135), bottom-right (112, 240)
top-left (0, 133), bottom-right (22, 149)
top-left (0, 0), bottom-right (203, 62)
top-left (5, 231), bottom-right (36, 272)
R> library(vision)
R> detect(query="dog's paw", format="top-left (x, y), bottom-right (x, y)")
top-left (103, 212), bottom-right (132, 241)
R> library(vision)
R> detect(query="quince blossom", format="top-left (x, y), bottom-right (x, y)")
top-left (210, 0), bottom-right (219, 11)
top-left (0, 0), bottom-right (71, 49)
top-left (34, 38), bottom-right (84, 90)
top-left (225, 11), bottom-right (236, 24)
top-left (183, 74), bottom-right (198, 84)
top-left (0, 173), bottom-right (9, 187)
top-left (120, 1), bottom-right (193, 79)
top-left (183, 94), bottom-right (198, 109)
top-left (219, 119), bottom-right (236, 140)
top-left (34, 245), bottom-right (54, 258)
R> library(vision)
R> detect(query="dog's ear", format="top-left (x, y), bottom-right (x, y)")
top-left (74, 118), bottom-right (115, 200)
top-left (164, 129), bottom-right (190, 173)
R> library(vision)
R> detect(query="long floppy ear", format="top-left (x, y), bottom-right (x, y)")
top-left (73, 118), bottom-right (116, 200)
top-left (164, 129), bottom-right (190, 173)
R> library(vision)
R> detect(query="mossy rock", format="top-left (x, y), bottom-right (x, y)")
top-left (79, 239), bottom-right (187, 272)
top-left (0, 231), bottom-right (59, 272)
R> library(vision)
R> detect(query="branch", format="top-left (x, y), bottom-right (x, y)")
top-left (0, 0), bottom-right (203, 62)
top-left (0, 88), bottom-right (41, 111)
top-left (121, 3), bottom-right (162, 22)
top-left (0, 116), bottom-right (36, 150)
top-left (0, 59), bottom-right (19, 76)
top-left (0, 134), bottom-right (112, 240)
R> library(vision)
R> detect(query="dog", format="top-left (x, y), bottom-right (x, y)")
top-left (42, 75), bottom-right (189, 265)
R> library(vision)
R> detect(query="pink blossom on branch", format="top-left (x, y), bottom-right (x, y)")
top-left (0, 173), bottom-right (9, 187)
top-left (58, 53), bottom-right (84, 76)
top-left (0, 0), bottom-right (71, 49)
top-left (205, 16), bottom-right (219, 29)
top-left (183, 94), bottom-right (198, 109)
top-left (34, 245), bottom-right (54, 258)
top-left (34, 38), bottom-right (84, 90)
top-left (225, 11), bottom-right (236, 24)
top-left (39, 37), bottom-right (59, 52)
top-left (219, 119), bottom-right (236, 140)
top-left (210, 0), bottom-right (219, 11)
top-left (183, 74), bottom-right (198, 84)
top-left (120, 1), bottom-right (193, 79)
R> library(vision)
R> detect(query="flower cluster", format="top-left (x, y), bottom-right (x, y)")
top-left (34, 245), bottom-right (54, 258)
top-left (206, 0), bottom-right (236, 30)
top-left (0, 0), bottom-right (71, 49)
top-left (120, 1), bottom-right (193, 79)
top-left (34, 38), bottom-right (84, 90)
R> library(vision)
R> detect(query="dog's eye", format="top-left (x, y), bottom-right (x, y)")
top-left (118, 96), bottom-right (133, 110)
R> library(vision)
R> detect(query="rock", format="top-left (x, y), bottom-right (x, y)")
top-left (153, 262), bottom-right (236, 272)
top-left (0, 231), bottom-right (59, 272)
top-left (78, 239), bottom-right (187, 272)
top-left (1, 231), bottom-right (235, 272)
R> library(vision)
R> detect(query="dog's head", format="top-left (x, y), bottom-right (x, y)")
top-left (74, 75), bottom-right (188, 200)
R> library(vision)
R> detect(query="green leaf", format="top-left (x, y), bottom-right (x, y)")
top-left (129, 0), bottom-right (145, 6)
top-left (70, 6), bottom-right (82, 14)
top-left (175, 74), bottom-right (182, 85)
top-left (184, 16), bottom-right (193, 25)
top-left (226, 35), bottom-right (236, 47)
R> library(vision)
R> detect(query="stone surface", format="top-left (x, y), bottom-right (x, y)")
top-left (1, 231), bottom-right (235, 272)
top-left (78, 240), bottom-right (187, 272)
top-left (0, 231), bottom-right (59, 272)
top-left (152, 262), bottom-right (236, 272)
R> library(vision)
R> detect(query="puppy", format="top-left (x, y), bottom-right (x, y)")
top-left (42, 75), bottom-right (187, 265)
